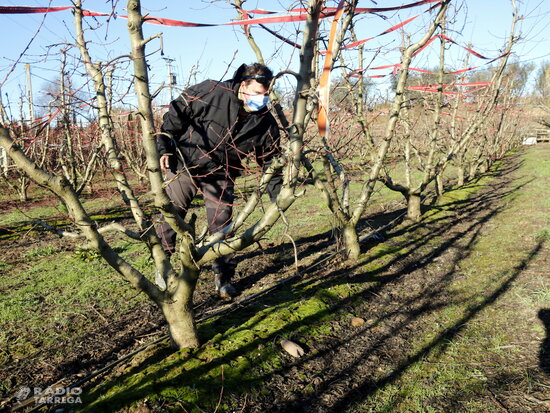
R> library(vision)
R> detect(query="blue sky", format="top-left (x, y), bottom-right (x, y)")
top-left (1, 0), bottom-right (549, 119)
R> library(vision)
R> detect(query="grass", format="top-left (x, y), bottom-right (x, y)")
top-left (531, 280), bottom-right (550, 304)
top-left (71, 155), bottom-right (516, 411)
top-left (0, 163), bottom-right (404, 402)
top-left (348, 146), bottom-right (550, 412)
top-left (2, 146), bottom-right (549, 411)
top-left (0, 177), bottom-right (148, 227)
top-left (80, 146), bottom-right (550, 412)
top-left (0, 258), bottom-right (9, 272)
top-left (0, 237), bottom-right (153, 386)
top-left (89, 308), bottom-right (317, 406)
top-left (78, 276), bottom-right (361, 411)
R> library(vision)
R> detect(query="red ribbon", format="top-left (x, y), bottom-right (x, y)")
top-left (414, 34), bottom-right (496, 60)
top-left (260, 0), bottom-right (440, 15)
top-left (447, 67), bottom-right (479, 74)
top-left (440, 111), bottom-right (465, 119)
top-left (142, 16), bottom-right (215, 27)
top-left (336, 14), bottom-right (420, 52)
top-left (0, 1), bottom-right (442, 29)
top-left (0, 6), bottom-right (71, 13)
top-left (408, 81), bottom-right (492, 89)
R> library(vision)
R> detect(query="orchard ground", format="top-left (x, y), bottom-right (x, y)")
top-left (0, 145), bottom-right (549, 412)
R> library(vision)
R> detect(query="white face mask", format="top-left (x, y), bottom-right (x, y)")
top-left (245, 94), bottom-right (269, 111)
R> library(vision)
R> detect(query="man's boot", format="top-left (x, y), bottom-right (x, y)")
top-left (214, 273), bottom-right (237, 299)
top-left (212, 254), bottom-right (237, 299)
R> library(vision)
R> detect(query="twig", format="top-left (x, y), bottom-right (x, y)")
top-left (174, 401), bottom-right (190, 413)
top-left (97, 222), bottom-right (142, 240)
top-left (488, 388), bottom-right (510, 412)
top-left (213, 365), bottom-right (224, 413)
top-left (240, 393), bottom-right (248, 413)
top-left (283, 233), bottom-right (299, 274)
top-left (0, 0), bottom-right (51, 87)
top-left (135, 331), bottom-right (164, 339)
top-left (89, 305), bottom-right (108, 324)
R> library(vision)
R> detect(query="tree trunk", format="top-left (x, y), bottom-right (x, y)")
top-left (468, 163), bottom-right (478, 181)
top-left (19, 178), bottom-right (29, 202)
top-left (457, 166), bottom-right (465, 186)
top-left (342, 223), bottom-right (361, 261)
top-left (406, 193), bottom-right (422, 221)
top-left (161, 301), bottom-right (199, 349)
top-left (159, 267), bottom-right (200, 348)
top-left (435, 174), bottom-right (444, 197)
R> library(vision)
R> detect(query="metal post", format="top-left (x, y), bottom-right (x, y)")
top-left (0, 87), bottom-right (7, 125)
top-left (0, 91), bottom-right (7, 172)
top-left (163, 57), bottom-right (176, 101)
top-left (26, 63), bottom-right (35, 123)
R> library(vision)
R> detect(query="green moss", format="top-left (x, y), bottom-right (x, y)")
top-left (5, 148), bottom-right (549, 412)
top-left (78, 287), bottom-right (336, 411)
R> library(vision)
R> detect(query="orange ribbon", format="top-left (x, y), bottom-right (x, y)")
top-left (318, 0), bottom-right (346, 137)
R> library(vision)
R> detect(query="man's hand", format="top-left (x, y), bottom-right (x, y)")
top-left (160, 154), bottom-right (171, 174)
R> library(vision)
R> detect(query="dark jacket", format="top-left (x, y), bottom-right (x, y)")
top-left (158, 71), bottom-right (280, 182)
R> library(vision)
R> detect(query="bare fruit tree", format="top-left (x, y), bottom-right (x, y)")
top-left (302, 0), bottom-right (451, 259)
top-left (378, 0), bottom-right (520, 221)
top-left (534, 61), bottom-right (550, 128)
top-left (0, 0), bottom-right (324, 349)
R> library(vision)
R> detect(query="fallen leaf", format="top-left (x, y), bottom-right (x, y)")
top-left (280, 339), bottom-right (305, 357)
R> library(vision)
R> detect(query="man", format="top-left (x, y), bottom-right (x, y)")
top-left (155, 63), bottom-right (281, 298)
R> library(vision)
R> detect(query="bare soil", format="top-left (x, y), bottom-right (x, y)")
top-left (233, 150), bottom-right (550, 413)
top-left (1, 148), bottom-right (549, 412)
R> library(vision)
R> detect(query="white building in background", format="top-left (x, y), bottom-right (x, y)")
top-left (522, 136), bottom-right (537, 145)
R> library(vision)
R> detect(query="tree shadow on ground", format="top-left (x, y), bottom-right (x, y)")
top-left (81, 154), bottom-right (536, 412)
top-left (323, 239), bottom-right (546, 413)
top-left (226, 156), bottom-right (526, 294)
top-left (539, 309), bottom-right (550, 375)
top-left (220, 207), bottom-right (407, 294)
top-left (239, 166), bottom-right (537, 412)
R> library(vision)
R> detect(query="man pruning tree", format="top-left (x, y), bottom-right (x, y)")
top-left (155, 63), bottom-right (281, 299)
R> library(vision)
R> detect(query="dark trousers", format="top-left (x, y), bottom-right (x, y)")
top-left (156, 170), bottom-right (237, 280)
